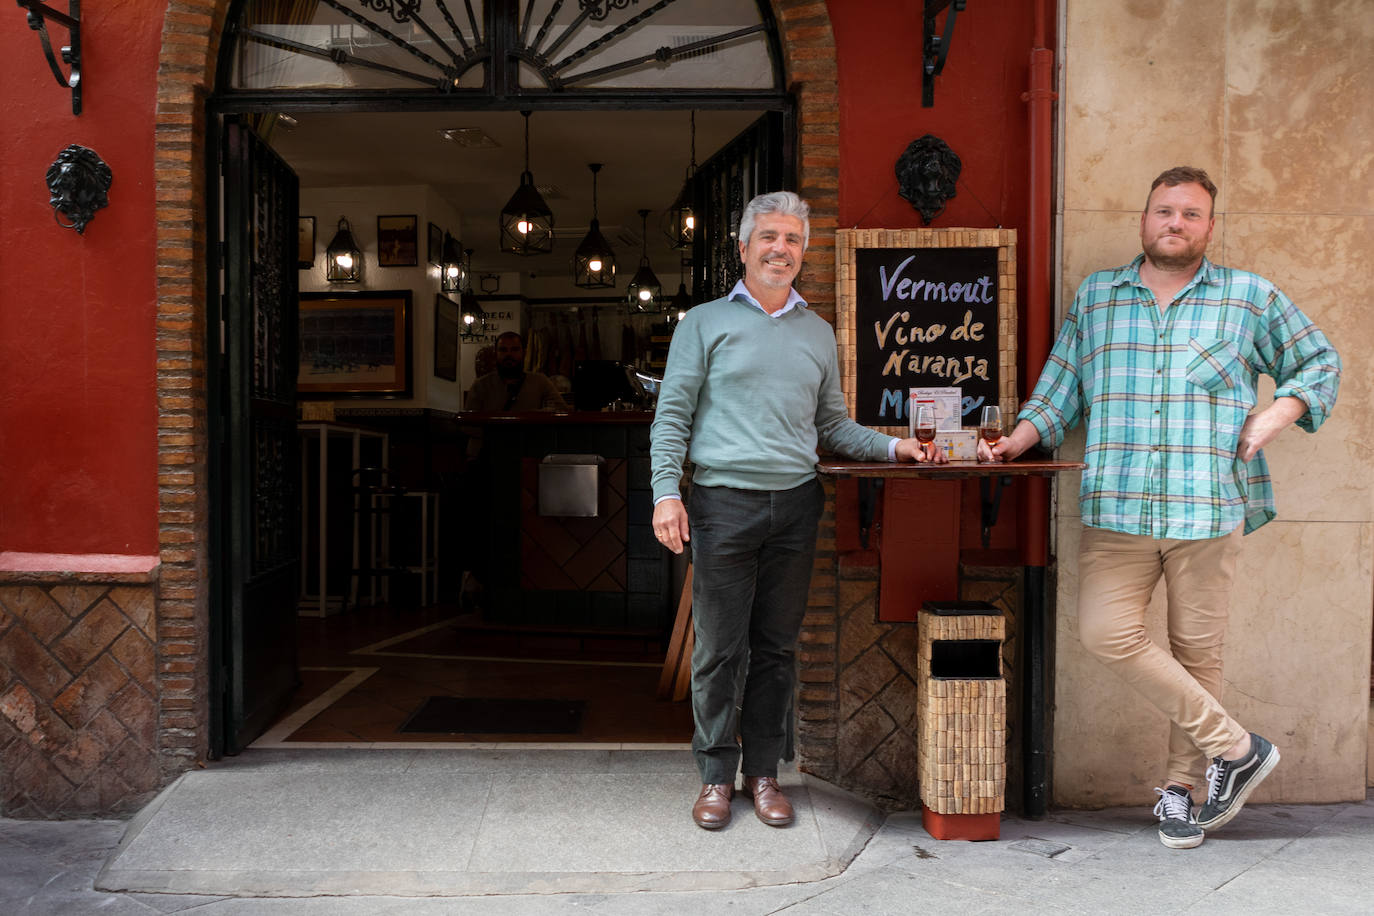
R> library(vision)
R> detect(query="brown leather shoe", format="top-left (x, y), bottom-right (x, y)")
top-left (692, 783), bottom-right (734, 829)
top-left (742, 775), bottom-right (794, 826)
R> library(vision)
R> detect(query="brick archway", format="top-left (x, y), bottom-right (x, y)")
top-left (150, 0), bottom-right (839, 777)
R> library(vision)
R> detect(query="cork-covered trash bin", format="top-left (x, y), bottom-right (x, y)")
top-left (917, 600), bottom-right (1006, 840)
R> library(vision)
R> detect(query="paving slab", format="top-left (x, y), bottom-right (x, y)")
top-left (95, 747), bottom-right (879, 897)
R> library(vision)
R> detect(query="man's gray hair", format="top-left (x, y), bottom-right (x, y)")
top-left (738, 191), bottom-right (810, 249)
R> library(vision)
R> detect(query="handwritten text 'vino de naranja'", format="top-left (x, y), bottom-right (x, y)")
top-left (872, 255), bottom-right (994, 384)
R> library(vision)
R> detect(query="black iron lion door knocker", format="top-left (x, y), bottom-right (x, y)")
top-left (46, 144), bottom-right (112, 234)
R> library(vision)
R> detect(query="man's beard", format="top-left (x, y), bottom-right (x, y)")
top-left (496, 364), bottom-right (524, 380)
top-left (1143, 235), bottom-right (1207, 271)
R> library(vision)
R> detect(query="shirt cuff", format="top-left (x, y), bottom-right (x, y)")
top-left (887, 438), bottom-right (899, 462)
top-left (653, 494), bottom-right (682, 505)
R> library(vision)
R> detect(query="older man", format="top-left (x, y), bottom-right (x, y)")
top-left (651, 191), bottom-right (939, 830)
top-left (983, 166), bottom-right (1340, 848)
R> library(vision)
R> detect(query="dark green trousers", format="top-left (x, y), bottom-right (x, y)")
top-left (688, 479), bottom-right (824, 784)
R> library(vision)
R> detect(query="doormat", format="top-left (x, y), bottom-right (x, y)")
top-left (399, 696), bottom-right (585, 735)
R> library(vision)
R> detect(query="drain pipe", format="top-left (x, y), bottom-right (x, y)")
top-left (1020, 0), bottom-right (1057, 819)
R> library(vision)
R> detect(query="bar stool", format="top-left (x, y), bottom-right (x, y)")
top-left (399, 489), bottom-right (440, 606)
top-left (349, 466), bottom-right (406, 609)
top-left (349, 468), bottom-right (441, 609)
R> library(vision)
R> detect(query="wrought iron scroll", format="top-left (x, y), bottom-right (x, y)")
top-left (16, 0), bottom-right (82, 114)
top-left (922, 0), bottom-right (966, 107)
top-left (232, 0), bottom-right (773, 93)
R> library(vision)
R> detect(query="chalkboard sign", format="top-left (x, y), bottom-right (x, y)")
top-left (836, 228), bottom-right (1017, 436)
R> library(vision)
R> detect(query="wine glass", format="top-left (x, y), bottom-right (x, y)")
top-left (914, 405), bottom-right (937, 460)
top-left (979, 405), bottom-right (1003, 461)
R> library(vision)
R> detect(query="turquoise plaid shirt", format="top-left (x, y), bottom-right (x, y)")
top-left (1020, 255), bottom-right (1340, 539)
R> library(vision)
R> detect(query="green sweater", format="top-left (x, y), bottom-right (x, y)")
top-left (650, 294), bottom-right (895, 499)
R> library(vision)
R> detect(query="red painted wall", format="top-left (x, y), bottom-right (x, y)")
top-left (830, 0), bottom-right (1050, 555)
top-left (0, 1), bottom-right (164, 555)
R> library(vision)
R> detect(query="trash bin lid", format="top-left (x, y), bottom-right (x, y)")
top-left (920, 600), bottom-right (1000, 616)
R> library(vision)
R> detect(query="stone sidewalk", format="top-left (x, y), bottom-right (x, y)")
top-left (3, 747), bottom-right (1373, 914)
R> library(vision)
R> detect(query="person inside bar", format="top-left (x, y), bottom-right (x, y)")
top-left (650, 190), bottom-right (943, 831)
top-left (981, 166), bottom-right (1341, 849)
top-left (465, 331), bottom-right (568, 413)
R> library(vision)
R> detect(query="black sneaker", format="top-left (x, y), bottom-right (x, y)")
top-left (1152, 785), bottom-right (1204, 849)
top-left (1195, 732), bottom-right (1280, 831)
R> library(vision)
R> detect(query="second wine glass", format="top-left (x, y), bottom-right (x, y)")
top-left (979, 405), bottom-right (1002, 461)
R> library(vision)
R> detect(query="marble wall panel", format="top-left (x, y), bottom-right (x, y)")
top-left (1221, 214), bottom-right (1370, 523)
top-left (1056, 0), bottom-right (1372, 807)
top-left (1062, 0), bottom-right (1227, 213)
top-left (1223, 519), bottom-right (1373, 803)
top-left (1223, 0), bottom-right (1374, 215)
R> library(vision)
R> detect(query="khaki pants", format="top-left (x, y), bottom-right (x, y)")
top-left (1077, 525), bottom-right (1248, 789)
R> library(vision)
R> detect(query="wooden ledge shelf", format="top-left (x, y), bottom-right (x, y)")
top-left (815, 458), bottom-right (1085, 479)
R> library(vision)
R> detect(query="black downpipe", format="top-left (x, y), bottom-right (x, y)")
top-left (1022, 564), bottom-right (1050, 817)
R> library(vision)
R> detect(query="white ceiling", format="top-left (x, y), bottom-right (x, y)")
top-left (267, 108), bottom-right (767, 283)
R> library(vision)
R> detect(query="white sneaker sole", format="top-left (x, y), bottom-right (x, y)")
top-left (1159, 831), bottom-right (1205, 849)
top-left (1197, 745), bottom-right (1280, 831)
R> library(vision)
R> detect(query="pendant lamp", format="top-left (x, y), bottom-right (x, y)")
top-left (460, 279), bottom-right (486, 340)
top-left (500, 111), bottom-right (555, 255)
top-left (662, 110), bottom-right (697, 249)
top-left (325, 216), bottom-right (362, 283)
top-left (440, 232), bottom-right (468, 294)
top-left (573, 163), bottom-right (616, 289)
top-left (668, 257), bottom-right (693, 321)
top-left (626, 209), bottom-right (662, 311)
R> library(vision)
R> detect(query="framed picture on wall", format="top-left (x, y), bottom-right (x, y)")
top-left (297, 216), bottom-right (315, 268)
top-left (433, 294), bottom-right (459, 381)
top-left (297, 290), bottom-right (413, 398)
top-left (377, 214), bottom-right (418, 267)
top-left (427, 222), bottom-right (443, 268)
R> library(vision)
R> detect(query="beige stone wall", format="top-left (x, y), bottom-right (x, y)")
top-left (1053, 0), bottom-right (1374, 806)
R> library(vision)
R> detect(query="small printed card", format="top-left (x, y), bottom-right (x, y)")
top-left (908, 387), bottom-right (962, 436)
top-left (935, 429), bottom-right (978, 460)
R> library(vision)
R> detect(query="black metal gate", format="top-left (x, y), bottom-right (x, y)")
top-left (210, 118), bottom-right (302, 756)
top-left (691, 110), bottom-right (787, 302)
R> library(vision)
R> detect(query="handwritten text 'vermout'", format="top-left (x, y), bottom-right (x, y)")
top-left (879, 255), bottom-right (995, 305)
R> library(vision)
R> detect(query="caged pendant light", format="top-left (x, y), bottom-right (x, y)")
top-left (325, 216), bottom-right (362, 283)
top-left (626, 209), bottom-right (662, 312)
top-left (662, 110), bottom-right (697, 250)
top-left (499, 111), bottom-right (555, 255)
top-left (440, 232), bottom-right (468, 294)
top-left (572, 163), bottom-right (616, 289)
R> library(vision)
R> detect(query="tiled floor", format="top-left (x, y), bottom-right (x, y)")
top-left (258, 603), bottom-right (695, 746)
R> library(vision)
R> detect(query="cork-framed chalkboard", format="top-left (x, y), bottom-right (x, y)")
top-left (836, 228), bottom-right (1017, 438)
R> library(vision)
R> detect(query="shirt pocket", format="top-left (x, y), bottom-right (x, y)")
top-left (1184, 338), bottom-right (1241, 393)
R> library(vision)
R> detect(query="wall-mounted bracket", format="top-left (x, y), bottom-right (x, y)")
top-left (922, 0), bottom-right (966, 108)
top-left (16, 0), bottom-right (82, 115)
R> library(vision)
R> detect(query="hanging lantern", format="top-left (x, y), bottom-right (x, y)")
top-left (662, 110), bottom-right (697, 250)
top-left (325, 217), bottom-right (362, 283)
top-left (626, 209), bottom-right (662, 312)
top-left (572, 163), bottom-right (616, 289)
top-left (440, 233), bottom-right (468, 294)
top-left (459, 288), bottom-right (486, 339)
top-left (499, 111), bottom-right (555, 255)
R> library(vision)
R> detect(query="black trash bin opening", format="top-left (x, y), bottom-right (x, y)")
top-left (930, 638), bottom-right (1001, 679)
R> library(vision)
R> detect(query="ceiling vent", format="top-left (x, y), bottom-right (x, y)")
top-left (438, 127), bottom-right (500, 148)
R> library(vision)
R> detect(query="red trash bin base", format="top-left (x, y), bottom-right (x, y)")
top-left (922, 804), bottom-right (1000, 841)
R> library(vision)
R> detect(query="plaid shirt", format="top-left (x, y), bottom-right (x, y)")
top-left (1020, 255), bottom-right (1340, 539)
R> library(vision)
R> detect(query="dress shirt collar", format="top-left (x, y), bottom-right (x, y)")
top-left (728, 278), bottom-right (808, 317)
top-left (1112, 254), bottom-right (1222, 291)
